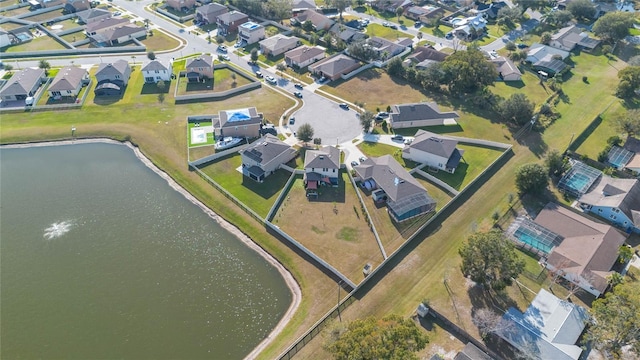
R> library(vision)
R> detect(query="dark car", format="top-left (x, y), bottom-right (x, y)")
top-left (391, 135), bottom-right (403, 141)
top-left (388, 24), bottom-right (398, 30)
top-left (289, 117), bottom-right (295, 125)
top-left (517, 43), bottom-right (528, 49)
top-left (351, 160), bottom-right (359, 167)
top-left (294, 83), bottom-right (303, 90)
top-left (293, 91), bottom-right (302, 98)
top-left (339, 103), bottom-right (349, 110)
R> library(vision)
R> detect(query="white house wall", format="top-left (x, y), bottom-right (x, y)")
top-left (402, 148), bottom-right (448, 170)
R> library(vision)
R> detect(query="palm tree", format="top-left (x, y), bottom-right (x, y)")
top-left (38, 60), bottom-right (51, 75)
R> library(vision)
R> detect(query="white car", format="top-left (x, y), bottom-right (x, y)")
top-left (218, 45), bottom-right (227, 52)
top-left (221, 54), bottom-right (230, 61)
top-left (113, 11), bottom-right (122, 16)
top-left (265, 76), bottom-right (277, 84)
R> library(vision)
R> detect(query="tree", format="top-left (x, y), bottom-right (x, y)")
top-left (544, 149), bottom-right (567, 177)
top-left (586, 281), bottom-right (640, 357)
top-left (156, 80), bottom-right (166, 91)
top-left (157, 93), bottom-right (165, 103)
top-left (629, 55), bottom-right (640, 66)
top-left (567, 0), bottom-right (596, 20)
top-left (144, 18), bottom-right (150, 28)
top-left (618, 245), bottom-right (634, 263)
top-left (616, 66), bottom-right (640, 99)
top-left (347, 40), bottom-right (379, 62)
top-left (497, 6), bottom-right (523, 29)
top-left (297, 123), bottom-right (314, 143)
top-left (265, 0), bottom-right (292, 20)
top-left (440, 48), bottom-right (497, 95)
top-left (396, 6), bottom-right (403, 21)
top-left (515, 163), bottom-right (548, 194)
top-left (327, 0), bottom-right (351, 20)
top-left (38, 60), bottom-right (51, 75)
top-left (325, 315), bottom-right (428, 360)
top-left (360, 111), bottom-right (375, 133)
top-left (498, 93), bottom-right (534, 125)
top-left (386, 56), bottom-right (404, 77)
top-left (543, 10), bottom-right (574, 27)
top-left (593, 11), bottom-right (635, 43)
top-left (147, 51), bottom-right (156, 60)
top-left (3, 63), bottom-right (13, 72)
top-left (614, 109), bottom-right (640, 136)
top-left (250, 48), bottom-right (259, 63)
top-left (302, 19), bottom-right (314, 32)
top-left (472, 308), bottom-right (512, 338)
top-left (459, 230), bottom-right (525, 291)
top-left (231, 72), bottom-right (237, 86)
top-left (540, 32), bottom-right (552, 45)
top-left (505, 41), bottom-right (516, 52)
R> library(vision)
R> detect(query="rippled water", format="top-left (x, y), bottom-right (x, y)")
top-left (0, 143), bottom-right (291, 359)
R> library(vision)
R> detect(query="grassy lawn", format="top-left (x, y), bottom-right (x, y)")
top-left (137, 30), bottom-right (181, 52)
top-left (49, 18), bottom-right (79, 30)
top-left (259, 53), bottom-right (285, 66)
top-left (274, 173), bottom-right (385, 284)
top-left (60, 30), bottom-right (85, 43)
top-left (281, 67), bottom-right (314, 85)
top-left (357, 141), bottom-right (418, 170)
top-left (21, 9), bottom-right (65, 22)
top-left (574, 100), bottom-right (627, 159)
top-left (0, 21), bottom-right (27, 31)
top-left (0, 5), bottom-right (32, 17)
top-left (353, 6), bottom-right (416, 28)
top-left (199, 153), bottom-right (292, 218)
top-left (36, 82), bottom-right (89, 106)
top-left (212, 67), bottom-right (252, 91)
top-left (420, 24), bottom-right (453, 37)
top-left (176, 77), bottom-right (214, 94)
top-left (414, 174), bottom-right (454, 209)
top-left (365, 23), bottom-right (409, 41)
top-left (265, 25), bottom-right (281, 37)
top-left (187, 121), bottom-right (215, 147)
top-left (428, 144), bottom-right (505, 191)
top-left (490, 70), bottom-right (552, 106)
top-left (5, 35), bottom-right (67, 52)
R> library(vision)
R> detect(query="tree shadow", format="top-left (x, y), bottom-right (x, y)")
top-left (503, 80), bottom-right (526, 89)
top-left (515, 127), bottom-right (548, 158)
top-left (141, 81), bottom-right (171, 94)
top-left (93, 94), bottom-right (123, 105)
top-left (241, 168), bottom-right (290, 199)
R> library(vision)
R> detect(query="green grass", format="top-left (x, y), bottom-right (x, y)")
top-left (258, 53), bottom-right (284, 66)
top-left (60, 30), bottom-right (85, 43)
top-left (413, 174), bottom-right (454, 210)
top-left (420, 24), bottom-right (453, 37)
top-left (357, 141), bottom-right (418, 170)
top-left (428, 144), bottom-right (505, 190)
top-left (199, 154), bottom-right (292, 218)
top-left (574, 101), bottom-right (627, 159)
top-left (353, 6), bottom-right (416, 28)
top-left (187, 121), bottom-right (215, 147)
top-left (137, 30), bottom-right (181, 52)
top-left (365, 23), bottom-right (409, 41)
top-left (490, 71), bottom-right (553, 106)
top-left (5, 36), bottom-right (67, 53)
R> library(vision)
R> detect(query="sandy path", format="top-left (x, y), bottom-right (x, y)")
top-left (1, 138), bottom-right (302, 360)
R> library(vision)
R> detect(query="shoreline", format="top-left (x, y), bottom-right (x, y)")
top-left (1, 138), bottom-right (302, 360)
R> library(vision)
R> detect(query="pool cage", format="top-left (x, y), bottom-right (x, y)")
top-left (607, 146), bottom-right (634, 170)
top-left (506, 216), bottom-right (564, 256)
top-left (558, 161), bottom-right (602, 198)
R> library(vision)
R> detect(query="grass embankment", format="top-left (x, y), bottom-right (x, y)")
top-left (0, 65), bottom-right (336, 360)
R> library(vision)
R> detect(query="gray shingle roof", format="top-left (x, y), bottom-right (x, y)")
top-left (491, 56), bottom-right (522, 77)
top-left (354, 155), bottom-right (428, 203)
top-left (186, 55), bottom-right (213, 69)
top-left (48, 66), bottom-right (87, 92)
top-left (96, 59), bottom-right (130, 78)
top-left (453, 343), bottom-right (494, 360)
top-left (409, 129), bottom-right (459, 158)
top-left (97, 24), bottom-right (145, 42)
top-left (198, 2), bottom-right (226, 15)
top-left (77, 8), bottom-right (110, 22)
top-left (259, 34), bottom-right (299, 52)
top-left (284, 45), bottom-right (324, 63)
top-left (85, 17), bottom-right (128, 33)
top-left (217, 10), bottom-right (248, 24)
top-left (241, 134), bottom-right (295, 166)
top-left (304, 145), bottom-right (340, 169)
top-left (142, 60), bottom-right (168, 72)
top-left (309, 54), bottom-right (360, 77)
top-left (623, 136), bottom-right (640, 153)
top-left (0, 68), bottom-right (45, 97)
top-left (390, 102), bottom-right (459, 124)
top-left (579, 177), bottom-right (640, 228)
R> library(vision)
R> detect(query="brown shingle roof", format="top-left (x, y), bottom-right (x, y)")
top-left (48, 66), bottom-right (87, 92)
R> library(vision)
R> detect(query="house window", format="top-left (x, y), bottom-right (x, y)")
top-left (333, 169), bottom-right (336, 173)
top-left (155, 70), bottom-right (159, 73)
top-left (614, 208), bottom-right (620, 213)
top-left (598, 208), bottom-right (603, 213)
top-left (115, 75), bottom-right (120, 79)
top-left (610, 215), bottom-right (616, 220)
top-left (323, 168), bottom-right (328, 172)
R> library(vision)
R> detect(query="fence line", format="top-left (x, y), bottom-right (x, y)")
top-left (347, 170), bottom-right (387, 259)
top-left (266, 169), bottom-right (300, 222)
top-left (414, 168), bottom-right (460, 196)
top-left (189, 143), bottom-right (250, 167)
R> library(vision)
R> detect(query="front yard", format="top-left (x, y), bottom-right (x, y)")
top-left (273, 172), bottom-right (385, 284)
top-left (365, 23), bottom-right (409, 41)
top-left (357, 141), bottom-right (418, 170)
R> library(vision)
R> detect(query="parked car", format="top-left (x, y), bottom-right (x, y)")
top-left (113, 11), bottom-right (121, 16)
top-left (289, 117), bottom-right (295, 125)
top-left (255, 70), bottom-right (263, 78)
top-left (220, 54), bottom-right (230, 61)
top-left (359, 156), bottom-right (366, 163)
top-left (339, 103), bottom-right (349, 110)
top-left (234, 41), bottom-right (245, 48)
top-left (391, 134), bottom-right (403, 141)
top-left (293, 91), bottom-right (302, 98)
top-left (351, 160), bottom-right (359, 167)
top-left (517, 43), bottom-right (528, 49)
top-left (265, 75), bottom-right (277, 84)
top-left (388, 24), bottom-right (398, 30)
top-left (294, 83), bottom-right (303, 90)
top-left (218, 45), bottom-right (227, 52)
top-left (404, 138), bottom-right (413, 145)
top-left (382, 21), bottom-right (389, 27)
top-left (376, 111), bottom-right (388, 118)
top-left (445, 32), bottom-right (453, 39)
top-left (414, 21), bottom-right (422, 28)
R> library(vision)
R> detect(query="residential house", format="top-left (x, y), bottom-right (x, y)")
top-left (549, 25), bottom-right (600, 52)
top-left (491, 56), bottom-right (522, 81)
top-left (328, 23), bottom-right (367, 43)
top-left (238, 21), bottom-right (265, 45)
top-left (499, 289), bottom-right (589, 360)
top-left (0, 68), bottom-right (46, 102)
top-left (354, 155), bottom-right (436, 222)
top-left (259, 34), bottom-right (300, 57)
top-left (185, 55), bottom-right (213, 82)
top-left (195, 3), bottom-right (227, 25)
top-left (372, 0), bottom-right (412, 13)
top-left (595, 1), bottom-right (619, 18)
top-left (284, 45), bottom-right (325, 68)
top-left (240, 134), bottom-right (296, 182)
top-left (402, 130), bottom-right (464, 174)
top-left (64, 0), bottom-right (90, 13)
top-left (452, 15), bottom-right (487, 40)
top-left (304, 145), bottom-right (341, 191)
top-left (308, 54), bottom-right (360, 81)
top-left (90, 23), bottom-right (147, 46)
top-left (76, 8), bottom-right (112, 24)
top-left (35, 0), bottom-right (65, 8)
top-left (215, 107), bottom-right (262, 138)
top-left (623, 136), bottom-right (640, 173)
top-left (292, 0), bottom-right (316, 14)
top-left (485, 1), bottom-right (508, 19)
top-left (0, 28), bottom-right (14, 48)
top-left (366, 36), bottom-right (409, 59)
top-left (94, 59), bottom-right (131, 96)
top-left (389, 102), bottom-right (460, 129)
top-left (578, 177), bottom-right (640, 233)
top-left (85, 17), bottom-right (129, 37)
top-left (403, 45), bottom-right (448, 69)
top-left (453, 343), bottom-right (493, 360)
top-left (165, 0), bottom-right (196, 12)
top-left (216, 11), bottom-right (249, 35)
top-left (291, 9), bottom-right (334, 31)
top-left (141, 60), bottom-right (172, 83)
top-left (534, 203), bottom-right (627, 297)
top-left (48, 66), bottom-right (89, 98)
top-left (404, 5), bottom-right (444, 23)
top-left (526, 43), bottom-right (570, 75)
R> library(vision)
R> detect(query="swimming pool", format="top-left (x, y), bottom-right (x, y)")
top-left (513, 228), bottom-right (554, 254)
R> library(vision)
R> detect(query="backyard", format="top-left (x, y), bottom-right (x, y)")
top-left (357, 141), bottom-right (417, 170)
top-left (428, 144), bottom-right (505, 191)
top-left (364, 23), bottom-right (408, 41)
top-left (5, 35), bottom-right (67, 52)
top-left (274, 173), bottom-right (385, 283)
